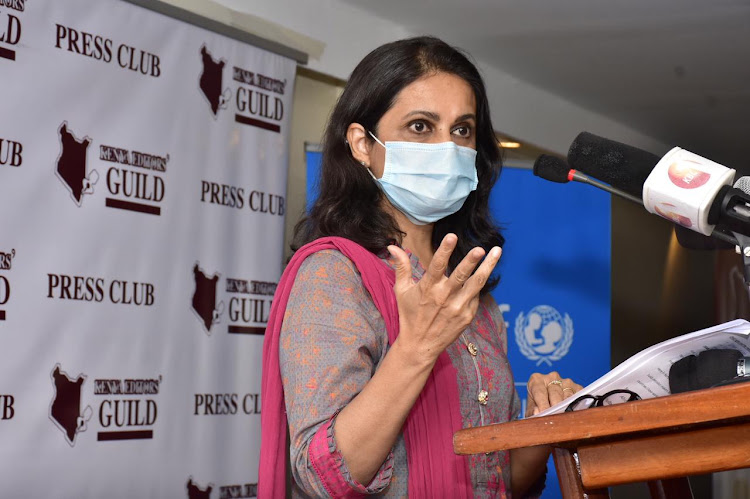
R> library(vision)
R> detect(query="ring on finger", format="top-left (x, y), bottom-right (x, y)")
top-left (562, 387), bottom-right (574, 393)
top-left (546, 380), bottom-right (563, 387)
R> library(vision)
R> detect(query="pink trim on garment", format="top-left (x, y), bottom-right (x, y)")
top-left (258, 237), bottom-right (472, 498)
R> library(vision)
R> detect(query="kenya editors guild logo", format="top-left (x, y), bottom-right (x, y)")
top-left (0, 0), bottom-right (25, 62)
top-left (49, 364), bottom-right (93, 446)
top-left (198, 44), bottom-right (286, 133)
top-left (191, 263), bottom-right (275, 336)
top-left (187, 477), bottom-right (257, 499)
top-left (54, 121), bottom-right (169, 215)
top-left (514, 305), bottom-right (573, 366)
top-left (49, 364), bottom-right (162, 446)
top-left (0, 248), bottom-right (14, 321)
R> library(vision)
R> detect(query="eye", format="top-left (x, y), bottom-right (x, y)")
top-left (452, 125), bottom-right (472, 138)
top-left (408, 120), bottom-right (431, 133)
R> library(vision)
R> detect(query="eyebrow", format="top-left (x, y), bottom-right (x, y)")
top-left (402, 110), bottom-right (476, 123)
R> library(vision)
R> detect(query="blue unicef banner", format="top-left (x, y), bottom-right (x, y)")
top-left (489, 165), bottom-right (611, 498)
top-left (305, 148), bottom-right (322, 212)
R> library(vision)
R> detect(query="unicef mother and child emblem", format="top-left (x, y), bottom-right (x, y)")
top-left (514, 305), bottom-right (574, 366)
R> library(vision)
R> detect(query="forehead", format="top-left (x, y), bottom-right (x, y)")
top-left (389, 72), bottom-right (476, 117)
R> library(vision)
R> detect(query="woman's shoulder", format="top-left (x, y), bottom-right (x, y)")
top-left (294, 248), bottom-right (363, 282)
top-left (284, 248), bottom-right (386, 337)
top-left (288, 248), bottom-right (376, 308)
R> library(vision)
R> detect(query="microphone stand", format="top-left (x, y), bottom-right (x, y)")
top-left (710, 186), bottom-right (750, 285)
top-left (731, 232), bottom-right (750, 286)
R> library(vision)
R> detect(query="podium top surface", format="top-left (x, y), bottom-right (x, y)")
top-left (454, 380), bottom-right (750, 455)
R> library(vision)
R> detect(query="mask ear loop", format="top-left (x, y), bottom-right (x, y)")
top-left (364, 131), bottom-right (385, 180)
top-left (368, 130), bottom-right (386, 148)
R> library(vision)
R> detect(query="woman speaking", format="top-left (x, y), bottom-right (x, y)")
top-left (260, 36), bottom-right (581, 498)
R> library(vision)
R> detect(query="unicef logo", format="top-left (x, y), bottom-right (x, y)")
top-left (514, 305), bottom-right (573, 366)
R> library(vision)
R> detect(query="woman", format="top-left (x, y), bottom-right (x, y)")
top-left (260, 36), bottom-right (581, 498)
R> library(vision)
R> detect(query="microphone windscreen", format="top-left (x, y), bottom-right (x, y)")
top-left (533, 154), bottom-right (570, 183)
top-left (674, 225), bottom-right (734, 250)
top-left (567, 132), bottom-right (661, 197)
top-left (669, 349), bottom-right (741, 393)
top-left (734, 176), bottom-right (750, 194)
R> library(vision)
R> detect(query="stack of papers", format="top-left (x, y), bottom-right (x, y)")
top-left (534, 319), bottom-right (750, 417)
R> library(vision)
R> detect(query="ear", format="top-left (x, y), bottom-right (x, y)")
top-left (346, 123), bottom-right (373, 168)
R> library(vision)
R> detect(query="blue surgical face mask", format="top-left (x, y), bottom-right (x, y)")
top-left (366, 131), bottom-right (478, 225)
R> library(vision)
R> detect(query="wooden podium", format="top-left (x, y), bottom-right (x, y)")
top-left (454, 381), bottom-right (750, 498)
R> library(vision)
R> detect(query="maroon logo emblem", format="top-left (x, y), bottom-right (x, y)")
top-left (191, 263), bottom-right (224, 335)
top-left (199, 45), bottom-right (230, 117)
top-left (187, 478), bottom-right (213, 499)
top-left (49, 364), bottom-right (92, 446)
top-left (55, 123), bottom-right (98, 207)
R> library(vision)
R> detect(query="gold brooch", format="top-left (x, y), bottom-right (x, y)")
top-left (478, 389), bottom-right (489, 405)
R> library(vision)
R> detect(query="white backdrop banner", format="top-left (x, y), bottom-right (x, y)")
top-left (0, 0), bottom-right (295, 497)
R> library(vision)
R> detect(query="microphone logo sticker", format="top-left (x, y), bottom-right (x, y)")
top-left (514, 305), bottom-right (573, 366)
top-left (667, 161), bottom-right (711, 190)
top-left (654, 202), bottom-right (692, 228)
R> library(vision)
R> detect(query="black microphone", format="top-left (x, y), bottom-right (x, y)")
top-left (532, 154), bottom-right (570, 183)
top-left (533, 154), bottom-right (642, 204)
top-left (567, 132), bottom-right (659, 198)
top-left (534, 151), bottom-right (740, 249)
top-left (567, 132), bottom-right (750, 240)
top-left (669, 349), bottom-right (750, 393)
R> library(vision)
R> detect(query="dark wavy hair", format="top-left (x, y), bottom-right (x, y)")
top-left (293, 36), bottom-right (504, 293)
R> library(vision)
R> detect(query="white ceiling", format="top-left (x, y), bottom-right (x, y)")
top-left (340, 0), bottom-right (750, 173)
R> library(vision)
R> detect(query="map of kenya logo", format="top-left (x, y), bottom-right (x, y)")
top-left (198, 45), bottom-right (229, 117)
top-left (55, 122), bottom-right (98, 206)
top-left (191, 263), bottom-right (224, 335)
top-left (49, 364), bottom-right (93, 446)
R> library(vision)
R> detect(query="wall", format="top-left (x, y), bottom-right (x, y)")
top-left (167, 0), bottom-right (669, 156)
top-left (285, 70), bottom-right (344, 260)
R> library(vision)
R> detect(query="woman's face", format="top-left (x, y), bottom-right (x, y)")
top-left (352, 71), bottom-right (477, 179)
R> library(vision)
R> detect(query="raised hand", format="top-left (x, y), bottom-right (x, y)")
top-left (387, 233), bottom-right (502, 367)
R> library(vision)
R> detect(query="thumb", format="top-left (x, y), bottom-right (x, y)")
top-left (387, 245), bottom-right (412, 289)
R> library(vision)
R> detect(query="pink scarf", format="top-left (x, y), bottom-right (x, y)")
top-left (258, 237), bottom-right (472, 498)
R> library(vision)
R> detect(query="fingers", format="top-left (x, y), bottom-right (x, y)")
top-left (420, 234), bottom-right (502, 297)
top-left (421, 233), bottom-right (457, 287)
top-left (546, 378), bottom-right (565, 408)
top-left (561, 381), bottom-right (584, 399)
top-left (457, 246), bottom-right (501, 298)
top-left (449, 247), bottom-right (485, 288)
top-left (386, 245), bottom-right (413, 291)
top-left (526, 372), bottom-right (555, 416)
top-left (526, 372), bottom-right (583, 416)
